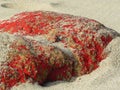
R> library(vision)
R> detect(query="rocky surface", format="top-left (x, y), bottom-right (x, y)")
top-left (0, 11), bottom-right (119, 90)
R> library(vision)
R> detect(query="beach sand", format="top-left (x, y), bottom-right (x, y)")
top-left (0, 0), bottom-right (120, 90)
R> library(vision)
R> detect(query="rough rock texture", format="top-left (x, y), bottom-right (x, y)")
top-left (0, 11), bottom-right (119, 90)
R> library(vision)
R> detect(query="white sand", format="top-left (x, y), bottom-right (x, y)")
top-left (0, 0), bottom-right (120, 90)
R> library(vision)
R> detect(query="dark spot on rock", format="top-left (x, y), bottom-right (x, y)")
top-left (55, 36), bottom-right (63, 42)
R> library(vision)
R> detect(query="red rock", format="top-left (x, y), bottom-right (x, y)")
top-left (0, 11), bottom-right (119, 89)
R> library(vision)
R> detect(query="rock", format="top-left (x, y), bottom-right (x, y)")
top-left (0, 11), bottom-right (119, 90)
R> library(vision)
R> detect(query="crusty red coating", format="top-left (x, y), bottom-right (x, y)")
top-left (0, 11), bottom-right (115, 90)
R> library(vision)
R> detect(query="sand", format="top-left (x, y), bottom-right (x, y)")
top-left (0, 0), bottom-right (120, 90)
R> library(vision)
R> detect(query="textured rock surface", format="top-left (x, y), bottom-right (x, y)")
top-left (0, 11), bottom-right (119, 90)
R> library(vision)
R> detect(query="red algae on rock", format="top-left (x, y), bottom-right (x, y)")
top-left (0, 11), bottom-right (119, 90)
top-left (0, 36), bottom-right (73, 90)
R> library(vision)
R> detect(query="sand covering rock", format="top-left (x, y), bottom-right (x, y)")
top-left (0, 11), bottom-right (119, 90)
